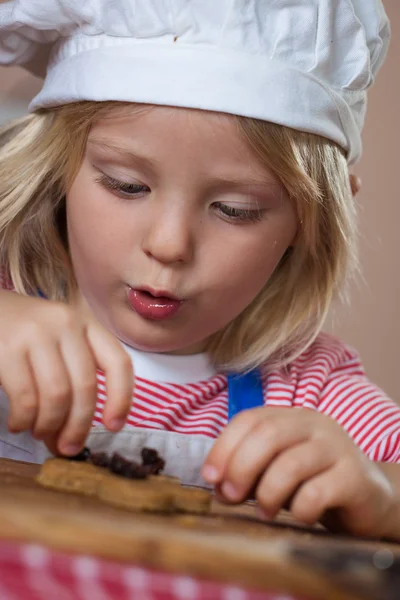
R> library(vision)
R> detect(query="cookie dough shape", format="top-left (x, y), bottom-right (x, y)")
top-left (98, 473), bottom-right (175, 512)
top-left (149, 475), bottom-right (211, 514)
top-left (36, 458), bottom-right (212, 515)
top-left (36, 458), bottom-right (107, 496)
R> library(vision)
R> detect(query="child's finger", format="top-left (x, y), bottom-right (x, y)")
top-left (28, 344), bottom-right (72, 440)
top-left (1, 354), bottom-right (38, 433)
top-left (202, 408), bottom-right (264, 484)
top-left (217, 419), bottom-right (310, 503)
top-left (42, 433), bottom-right (61, 457)
top-left (289, 465), bottom-right (345, 525)
top-left (254, 441), bottom-right (335, 518)
top-left (55, 331), bottom-right (98, 455)
top-left (87, 323), bottom-right (133, 431)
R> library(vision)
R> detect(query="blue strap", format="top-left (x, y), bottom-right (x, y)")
top-left (227, 368), bottom-right (264, 421)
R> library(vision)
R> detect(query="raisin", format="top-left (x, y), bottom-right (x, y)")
top-left (90, 452), bottom-right (110, 468)
top-left (126, 463), bottom-right (151, 479)
top-left (141, 448), bottom-right (165, 474)
top-left (141, 448), bottom-right (160, 465)
top-left (68, 447), bottom-right (91, 462)
top-left (149, 458), bottom-right (165, 475)
top-left (66, 447), bottom-right (166, 480)
top-left (109, 453), bottom-right (152, 479)
top-left (109, 452), bottom-right (131, 475)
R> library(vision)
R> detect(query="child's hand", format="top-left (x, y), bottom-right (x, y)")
top-left (0, 291), bottom-right (133, 456)
top-left (202, 407), bottom-right (397, 538)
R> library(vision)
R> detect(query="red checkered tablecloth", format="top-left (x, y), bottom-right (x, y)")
top-left (0, 540), bottom-right (312, 600)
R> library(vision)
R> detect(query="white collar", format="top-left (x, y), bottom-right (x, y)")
top-left (122, 344), bottom-right (217, 384)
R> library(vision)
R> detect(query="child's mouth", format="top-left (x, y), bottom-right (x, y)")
top-left (127, 287), bottom-right (183, 321)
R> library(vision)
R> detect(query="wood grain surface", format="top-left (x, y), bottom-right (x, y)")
top-left (0, 458), bottom-right (399, 600)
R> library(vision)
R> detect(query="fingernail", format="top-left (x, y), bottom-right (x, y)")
top-left (7, 419), bottom-right (20, 434)
top-left (60, 443), bottom-right (81, 456)
top-left (109, 418), bottom-right (125, 431)
top-left (201, 465), bottom-right (220, 483)
top-left (221, 481), bottom-right (241, 501)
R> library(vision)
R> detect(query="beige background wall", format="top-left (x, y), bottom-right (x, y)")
top-left (327, 0), bottom-right (399, 402)
top-left (0, 2), bottom-right (399, 400)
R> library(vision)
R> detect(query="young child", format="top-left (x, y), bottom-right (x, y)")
top-left (0, 0), bottom-right (399, 541)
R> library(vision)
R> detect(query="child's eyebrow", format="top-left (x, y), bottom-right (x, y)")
top-left (87, 138), bottom-right (160, 173)
top-left (210, 176), bottom-right (282, 193)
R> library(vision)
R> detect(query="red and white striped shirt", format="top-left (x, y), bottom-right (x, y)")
top-left (95, 333), bottom-right (400, 463)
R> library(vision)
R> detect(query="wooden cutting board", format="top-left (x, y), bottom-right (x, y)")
top-left (0, 458), bottom-right (399, 600)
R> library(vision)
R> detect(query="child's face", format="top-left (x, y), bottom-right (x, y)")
top-left (67, 106), bottom-right (298, 354)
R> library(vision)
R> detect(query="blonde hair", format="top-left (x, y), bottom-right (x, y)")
top-left (0, 102), bottom-right (356, 372)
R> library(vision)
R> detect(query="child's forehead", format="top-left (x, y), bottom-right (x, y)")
top-left (91, 106), bottom-right (252, 157)
top-left (93, 104), bottom-right (237, 132)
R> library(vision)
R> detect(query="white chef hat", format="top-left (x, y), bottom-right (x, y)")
top-left (0, 0), bottom-right (390, 164)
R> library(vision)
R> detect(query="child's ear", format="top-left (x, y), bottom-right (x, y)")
top-left (350, 174), bottom-right (362, 197)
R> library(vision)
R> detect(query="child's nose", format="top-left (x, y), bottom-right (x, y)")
top-left (142, 208), bottom-right (194, 265)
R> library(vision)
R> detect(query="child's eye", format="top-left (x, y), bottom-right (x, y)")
top-left (96, 174), bottom-right (150, 198)
top-left (213, 202), bottom-right (264, 223)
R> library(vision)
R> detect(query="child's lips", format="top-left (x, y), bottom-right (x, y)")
top-left (127, 287), bottom-right (183, 321)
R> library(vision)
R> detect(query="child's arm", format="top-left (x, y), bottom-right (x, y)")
top-left (0, 289), bottom-right (133, 456)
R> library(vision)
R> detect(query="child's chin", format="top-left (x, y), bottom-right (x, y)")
top-left (120, 331), bottom-right (206, 355)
